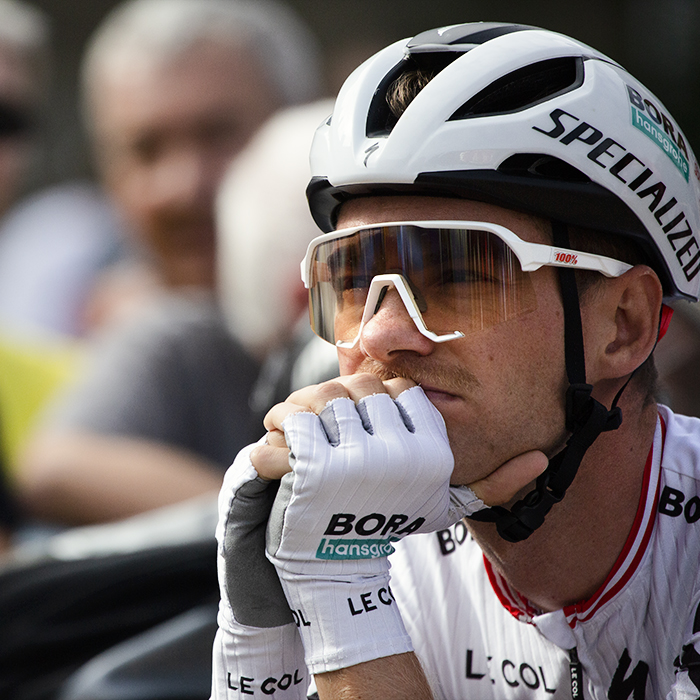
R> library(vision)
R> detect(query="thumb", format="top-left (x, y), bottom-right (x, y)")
top-left (468, 451), bottom-right (548, 506)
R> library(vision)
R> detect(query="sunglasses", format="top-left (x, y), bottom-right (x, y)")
top-left (301, 220), bottom-right (632, 347)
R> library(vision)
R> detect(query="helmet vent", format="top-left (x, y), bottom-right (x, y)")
top-left (498, 153), bottom-right (591, 183)
top-left (367, 53), bottom-right (459, 137)
top-left (450, 56), bottom-right (584, 120)
top-left (407, 23), bottom-right (536, 52)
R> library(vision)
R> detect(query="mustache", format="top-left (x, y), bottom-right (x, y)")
top-left (158, 211), bottom-right (215, 234)
top-left (356, 356), bottom-right (481, 393)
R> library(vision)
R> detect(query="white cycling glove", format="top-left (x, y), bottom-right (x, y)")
top-left (265, 386), bottom-right (485, 674)
top-left (212, 441), bottom-right (309, 699)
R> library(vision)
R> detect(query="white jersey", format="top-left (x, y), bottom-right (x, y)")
top-left (389, 406), bottom-right (700, 700)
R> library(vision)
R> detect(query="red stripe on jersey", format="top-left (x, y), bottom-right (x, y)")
top-left (483, 415), bottom-right (666, 626)
top-left (564, 415), bottom-right (665, 625)
top-left (484, 556), bottom-right (538, 623)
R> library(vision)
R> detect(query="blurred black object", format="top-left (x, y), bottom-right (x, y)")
top-left (0, 539), bottom-right (218, 700)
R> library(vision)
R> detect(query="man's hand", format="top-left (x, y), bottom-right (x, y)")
top-left (255, 373), bottom-right (546, 681)
top-left (251, 375), bottom-right (416, 480)
top-left (261, 374), bottom-right (453, 677)
top-left (252, 374), bottom-right (547, 506)
top-left (211, 442), bottom-right (308, 699)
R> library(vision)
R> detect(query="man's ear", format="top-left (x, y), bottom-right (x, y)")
top-left (585, 265), bottom-right (663, 382)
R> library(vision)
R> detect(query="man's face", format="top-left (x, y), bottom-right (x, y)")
top-left (91, 41), bottom-right (279, 288)
top-left (335, 195), bottom-right (571, 486)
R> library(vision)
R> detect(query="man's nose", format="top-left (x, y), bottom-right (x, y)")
top-left (359, 285), bottom-right (435, 361)
top-left (148, 147), bottom-right (212, 211)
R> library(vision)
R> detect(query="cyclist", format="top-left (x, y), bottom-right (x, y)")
top-left (212, 22), bottom-right (700, 699)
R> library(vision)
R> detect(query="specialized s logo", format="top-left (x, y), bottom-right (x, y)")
top-left (626, 85), bottom-right (690, 182)
top-left (363, 142), bottom-right (379, 166)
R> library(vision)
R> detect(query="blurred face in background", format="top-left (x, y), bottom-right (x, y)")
top-left (89, 40), bottom-right (280, 288)
top-left (0, 45), bottom-right (37, 217)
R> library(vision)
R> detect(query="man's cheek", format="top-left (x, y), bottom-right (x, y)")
top-left (338, 350), bottom-right (363, 376)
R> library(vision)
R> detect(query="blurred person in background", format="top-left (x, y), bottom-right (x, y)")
top-left (0, 0), bottom-right (55, 551)
top-left (0, 182), bottom-right (124, 339)
top-left (23, 99), bottom-right (342, 700)
top-left (81, 0), bottom-right (321, 310)
top-left (15, 0), bottom-right (322, 527)
top-left (0, 4), bottom-right (130, 527)
top-left (215, 98), bottom-right (339, 421)
top-left (0, 1), bottom-right (125, 340)
top-left (0, 0), bottom-right (46, 219)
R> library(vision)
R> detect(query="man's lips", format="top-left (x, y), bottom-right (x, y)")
top-left (419, 384), bottom-right (460, 402)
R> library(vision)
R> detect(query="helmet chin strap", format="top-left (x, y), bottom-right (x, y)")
top-left (467, 221), bottom-right (624, 542)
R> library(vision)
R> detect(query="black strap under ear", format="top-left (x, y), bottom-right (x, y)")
top-left (468, 221), bottom-right (623, 542)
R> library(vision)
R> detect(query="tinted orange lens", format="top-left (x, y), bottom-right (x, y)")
top-left (308, 225), bottom-right (537, 345)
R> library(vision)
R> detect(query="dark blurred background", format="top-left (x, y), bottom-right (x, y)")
top-left (22, 0), bottom-right (700, 194)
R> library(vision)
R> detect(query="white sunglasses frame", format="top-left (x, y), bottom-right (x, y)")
top-left (300, 220), bottom-right (633, 347)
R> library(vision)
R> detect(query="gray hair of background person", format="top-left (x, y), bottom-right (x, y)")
top-left (80, 0), bottom-right (322, 130)
top-left (216, 99), bottom-right (334, 360)
top-left (0, 0), bottom-right (50, 106)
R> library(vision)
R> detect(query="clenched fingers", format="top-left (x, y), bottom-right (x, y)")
top-left (253, 374), bottom-right (419, 481)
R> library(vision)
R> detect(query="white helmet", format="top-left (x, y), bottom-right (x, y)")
top-left (308, 22), bottom-right (700, 300)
